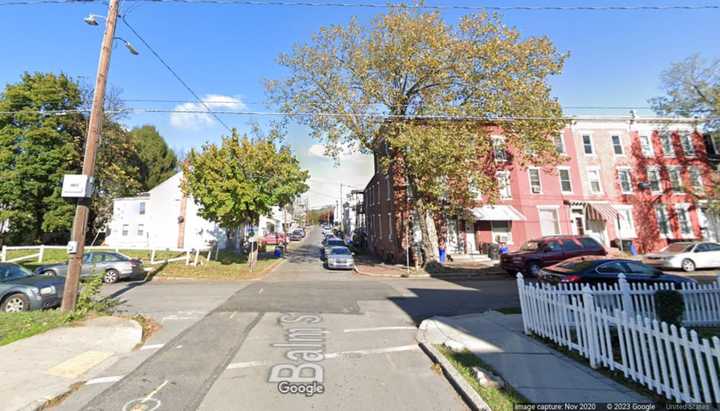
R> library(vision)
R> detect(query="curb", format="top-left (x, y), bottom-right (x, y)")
top-left (354, 265), bottom-right (509, 281)
top-left (353, 265), bottom-right (430, 278)
top-left (418, 342), bottom-right (492, 411)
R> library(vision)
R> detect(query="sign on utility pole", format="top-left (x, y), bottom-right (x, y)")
top-left (61, 0), bottom-right (120, 312)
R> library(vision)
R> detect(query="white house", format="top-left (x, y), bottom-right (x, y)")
top-left (106, 173), bottom-right (226, 250)
top-left (105, 172), bottom-right (288, 250)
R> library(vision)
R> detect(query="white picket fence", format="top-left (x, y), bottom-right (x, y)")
top-left (517, 274), bottom-right (720, 403)
top-left (0, 245), bottom-right (215, 266)
top-left (518, 273), bottom-right (720, 327)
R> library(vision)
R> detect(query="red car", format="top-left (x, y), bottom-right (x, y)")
top-left (261, 232), bottom-right (287, 246)
top-left (500, 235), bottom-right (607, 276)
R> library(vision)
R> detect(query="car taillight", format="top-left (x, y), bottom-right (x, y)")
top-left (561, 275), bottom-right (581, 283)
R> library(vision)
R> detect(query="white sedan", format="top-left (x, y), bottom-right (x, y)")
top-left (643, 242), bottom-right (720, 272)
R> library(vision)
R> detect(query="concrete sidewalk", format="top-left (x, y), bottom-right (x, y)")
top-left (0, 316), bottom-right (142, 411)
top-left (418, 311), bottom-right (648, 403)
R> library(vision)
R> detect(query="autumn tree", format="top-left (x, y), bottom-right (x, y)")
top-left (182, 131), bottom-right (309, 248)
top-left (268, 8), bottom-right (567, 262)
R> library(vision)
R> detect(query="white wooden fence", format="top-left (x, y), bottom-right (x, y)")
top-left (517, 273), bottom-right (720, 327)
top-left (0, 245), bottom-right (215, 266)
top-left (517, 274), bottom-right (720, 403)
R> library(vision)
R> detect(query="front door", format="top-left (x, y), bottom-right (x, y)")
top-left (465, 220), bottom-right (478, 254)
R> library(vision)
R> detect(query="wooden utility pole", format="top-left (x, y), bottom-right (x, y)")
top-left (61, 0), bottom-right (121, 312)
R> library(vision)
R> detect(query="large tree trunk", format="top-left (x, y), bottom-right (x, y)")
top-left (413, 197), bottom-right (439, 266)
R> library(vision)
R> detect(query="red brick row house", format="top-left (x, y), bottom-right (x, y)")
top-left (361, 116), bottom-right (719, 263)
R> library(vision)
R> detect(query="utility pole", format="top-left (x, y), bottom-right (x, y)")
top-left (61, 0), bottom-right (120, 312)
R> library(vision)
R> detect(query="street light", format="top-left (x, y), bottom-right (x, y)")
top-left (116, 38), bottom-right (139, 55)
top-left (85, 14), bottom-right (140, 56)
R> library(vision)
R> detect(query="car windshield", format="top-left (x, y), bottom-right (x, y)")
top-left (330, 248), bottom-right (351, 255)
top-left (0, 263), bottom-right (34, 282)
top-left (521, 241), bottom-right (540, 251)
top-left (662, 243), bottom-right (694, 253)
top-left (327, 240), bottom-right (345, 247)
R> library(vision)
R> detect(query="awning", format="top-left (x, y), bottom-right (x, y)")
top-left (470, 205), bottom-right (527, 221)
top-left (567, 201), bottom-right (619, 222)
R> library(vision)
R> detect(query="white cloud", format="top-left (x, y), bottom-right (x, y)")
top-left (170, 94), bottom-right (246, 129)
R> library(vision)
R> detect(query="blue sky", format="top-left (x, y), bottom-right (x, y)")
top-left (1, 0), bottom-right (719, 207)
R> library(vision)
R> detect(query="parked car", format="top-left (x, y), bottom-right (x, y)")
top-left (1, 262), bottom-right (65, 312)
top-left (321, 238), bottom-right (346, 260)
top-left (37, 252), bottom-right (145, 284)
top-left (262, 232), bottom-right (287, 246)
top-left (643, 241), bottom-right (720, 272)
top-left (325, 246), bottom-right (354, 270)
top-left (537, 256), bottom-right (696, 286)
top-left (288, 231), bottom-right (303, 241)
top-left (500, 235), bottom-right (607, 276)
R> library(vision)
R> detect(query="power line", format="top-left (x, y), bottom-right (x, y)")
top-left (0, 107), bottom-right (713, 122)
top-left (122, 98), bottom-right (656, 111)
top-left (120, 16), bottom-right (234, 133)
top-left (2, 0), bottom-right (719, 11)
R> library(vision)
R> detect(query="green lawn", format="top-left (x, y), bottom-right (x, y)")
top-left (0, 310), bottom-right (71, 346)
top-left (436, 345), bottom-right (527, 411)
top-left (150, 250), bottom-right (280, 280)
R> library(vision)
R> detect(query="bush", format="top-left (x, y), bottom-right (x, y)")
top-left (65, 274), bottom-right (118, 321)
top-left (655, 290), bottom-right (685, 326)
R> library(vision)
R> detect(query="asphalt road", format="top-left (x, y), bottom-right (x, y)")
top-left (56, 228), bottom-right (519, 411)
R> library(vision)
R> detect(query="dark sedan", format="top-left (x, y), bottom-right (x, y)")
top-left (1, 263), bottom-right (65, 312)
top-left (537, 256), bottom-right (697, 287)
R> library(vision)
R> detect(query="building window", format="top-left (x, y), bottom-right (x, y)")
top-left (528, 168), bottom-right (542, 194)
top-left (139, 202), bottom-right (146, 215)
top-left (614, 207), bottom-right (636, 239)
top-left (385, 175), bottom-right (391, 200)
top-left (689, 167), bottom-right (704, 193)
top-left (668, 167), bottom-right (683, 193)
top-left (491, 221), bottom-right (512, 243)
top-left (538, 207), bottom-right (560, 236)
top-left (137, 224), bottom-right (144, 236)
top-left (122, 224), bottom-right (129, 237)
top-left (675, 205), bottom-right (693, 237)
top-left (582, 134), bottom-right (594, 155)
top-left (492, 136), bottom-right (508, 162)
top-left (387, 213), bottom-right (392, 239)
top-left (587, 168), bottom-right (602, 194)
top-left (554, 134), bottom-right (565, 154)
top-left (647, 167), bottom-right (662, 193)
top-left (655, 206), bottom-right (671, 237)
top-left (618, 168), bottom-right (633, 194)
top-left (611, 135), bottom-right (624, 155)
top-left (681, 133), bottom-right (695, 157)
top-left (639, 135), bottom-right (654, 157)
top-left (496, 171), bottom-right (511, 199)
top-left (558, 168), bottom-right (572, 193)
top-left (660, 133), bottom-right (675, 157)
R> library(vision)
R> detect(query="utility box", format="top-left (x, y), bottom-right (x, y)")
top-left (62, 175), bottom-right (94, 198)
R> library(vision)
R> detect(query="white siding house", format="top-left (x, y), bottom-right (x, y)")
top-left (106, 172), bottom-right (227, 250)
top-left (105, 172), bottom-right (287, 250)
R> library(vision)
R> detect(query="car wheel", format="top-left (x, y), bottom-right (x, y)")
top-left (681, 259), bottom-right (696, 273)
top-left (103, 269), bottom-right (120, 284)
top-left (2, 293), bottom-right (30, 312)
top-left (526, 263), bottom-right (541, 277)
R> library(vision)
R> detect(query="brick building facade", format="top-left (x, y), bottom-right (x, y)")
top-left (361, 117), bottom-right (719, 263)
